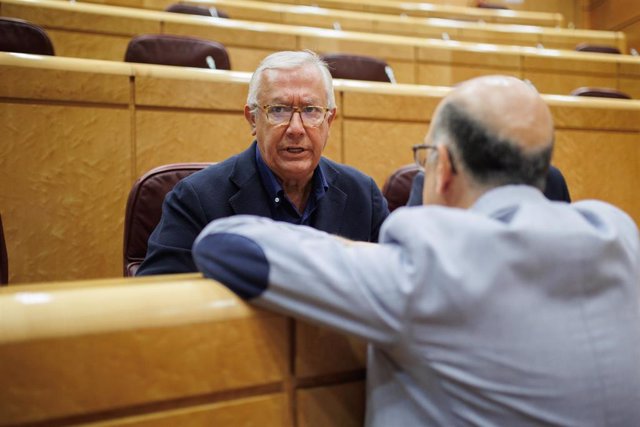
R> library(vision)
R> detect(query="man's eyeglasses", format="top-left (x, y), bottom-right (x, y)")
top-left (260, 105), bottom-right (331, 127)
top-left (412, 144), bottom-right (437, 169)
top-left (412, 143), bottom-right (458, 173)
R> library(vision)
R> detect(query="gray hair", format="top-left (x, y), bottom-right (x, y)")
top-left (246, 50), bottom-right (336, 110)
top-left (432, 101), bottom-right (553, 190)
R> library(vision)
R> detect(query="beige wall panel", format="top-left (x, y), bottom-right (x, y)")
top-left (1, 2), bottom-right (160, 35)
top-left (619, 77), bottom-right (640, 99)
top-left (523, 54), bottom-right (617, 74)
top-left (619, 61), bottom-right (640, 78)
top-left (457, 28), bottom-right (538, 46)
top-left (549, 100), bottom-right (640, 131)
top-left (324, 115), bottom-right (343, 163)
top-left (0, 317), bottom-right (289, 424)
top-left (300, 36), bottom-right (415, 62)
top-left (135, 110), bottom-right (250, 175)
top-left (135, 76), bottom-right (248, 110)
top-left (297, 381), bottom-right (365, 427)
top-left (342, 90), bottom-right (441, 122)
top-left (284, 13), bottom-right (370, 32)
top-left (526, 71), bottom-right (616, 96)
top-left (589, 0), bottom-right (640, 31)
top-left (0, 65), bottom-right (129, 104)
top-left (0, 103), bottom-right (130, 284)
top-left (540, 31), bottom-right (620, 51)
top-left (418, 63), bottom-right (520, 86)
top-left (226, 46), bottom-right (277, 73)
top-left (417, 46), bottom-right (521, 68)
top-left (295, 322), bottom-right (366, 378)
top-left (48, 29), bottom-right (131, 61)
top-left (385, 60), bottom-right (416, 84)
top-left (343, 120), bottom-right (428, 186)
top-left (87, 395), bottom-right (288, 427)
top-left (162, 22), bottom-right (297, 51)
top-left (624, 18), bottom-right (640, 53)
top-left (553, 130), bottom-right (640, 224)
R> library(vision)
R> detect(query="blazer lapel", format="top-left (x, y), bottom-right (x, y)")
top-left (228, 142), bottom-right (272, 217)
top-left (313, 159), bottom-right (347, 235)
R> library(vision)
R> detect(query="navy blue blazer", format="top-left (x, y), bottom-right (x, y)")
top-left (136, 143), bottom-right (390, 276)
top-left (407, 165), bottom-right (571, 206)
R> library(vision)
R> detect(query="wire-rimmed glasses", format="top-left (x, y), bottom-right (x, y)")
top-left (260, 105), bottom-right (331, 127)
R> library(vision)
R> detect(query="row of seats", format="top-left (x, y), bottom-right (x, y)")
top-left (0, 16), bottom-right (631, 97)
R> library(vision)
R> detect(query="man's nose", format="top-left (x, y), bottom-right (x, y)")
top-left (286, 110), bottom-right (306, 134)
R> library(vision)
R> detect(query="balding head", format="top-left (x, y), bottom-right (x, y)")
top-left (428, 75), bottom-right (554, 192)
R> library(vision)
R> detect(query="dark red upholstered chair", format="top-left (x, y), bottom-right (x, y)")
top-left (321, 53), bottom-right (395, 83)
top-left (165, 4), bottom-right (229, 18)
top-left (570, 87), bottom-right (632, 99)
top-left (476, 1), bottom-right (509, 9)
top-left (575, 43), bottom-right (621, 54)
top-left (124, 34), bottom-right (231, 69)
top-left (0, 213), bottom-right (8, 286)
top-left (0, 17), bottom-right (55, 55)
top-left (381, 164), bottom-right (421, 212)
top-left (123, 163), bottom-right (212, 277)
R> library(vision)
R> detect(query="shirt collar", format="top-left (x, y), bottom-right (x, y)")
top-left (470, 185), bottom-right (546, 219)
top-left (254, 143), bottom-right (329, 207)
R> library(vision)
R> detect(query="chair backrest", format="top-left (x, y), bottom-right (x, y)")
top-left (124, 34), bottom-right (231, 69)
top-left (0, 213), bottom-right (8, 285)
top-left (575, 43), bottom-right (621, 54)
top-left (570, 87), bottom-right (632, 99)
top-left (321, 53), bottom-right (395, 83)
top-left (165, 4), bottom-right (229, 18)
top-left (381, 164), bottom-right (421, 212)
top-left (476, 1), bottom-right (509, 9)
top-left (0, 17), bottom-right (55, 55)
top-left (123, 163), bottom-right (212, 276)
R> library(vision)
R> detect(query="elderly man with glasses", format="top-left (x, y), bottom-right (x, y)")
top-left (136, 50), bottom-right (389, 276)
top-left (193, 75), bottom-right (640, 425)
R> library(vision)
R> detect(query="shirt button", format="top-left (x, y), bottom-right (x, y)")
top-left (275, 197), bottom-right (280, 203)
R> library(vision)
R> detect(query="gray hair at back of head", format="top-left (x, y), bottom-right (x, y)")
top-left (246, 50), bottom-right (336, 110)
top-left (432, 101), bottom-right (553, 190)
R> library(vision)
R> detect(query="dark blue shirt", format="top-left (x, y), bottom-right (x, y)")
top-left (255, 145), bottom-right (328, 225)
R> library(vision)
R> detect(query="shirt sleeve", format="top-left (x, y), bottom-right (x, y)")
top-left (136, 180), bottom-right (208, 276)
top-left (193, 215), bottom-right (416, 347)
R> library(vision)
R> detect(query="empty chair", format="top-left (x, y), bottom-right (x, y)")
top-left (381, 164), bottom-right (421, 212)
top-left (124, 34), bottom-right (231, 69)
top-left (165, 4), bottom-right (229, 18)
top-left (321, 53), bottom-right (395, 83)
top-left (123, 163), bottom-right (212, 276)
top-left (476, 1), bottom-right (509, 9)
top-left (571, 87), bottom-right (632, 99)
top-left (575, 43), bottom-right (621, 54)
top-left (0, 17), bottom-right (54, 55)
top-left (0, 213), bottom-right (7, 285)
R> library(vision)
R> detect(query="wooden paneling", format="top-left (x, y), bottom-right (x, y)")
top-left (297, 381), bottom-right (366, 427)
top-left (3, 0), bottom-right (638, 94)
top-left (1, 53), bottom-right (639, 285)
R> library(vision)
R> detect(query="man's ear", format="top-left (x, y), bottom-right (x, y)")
top-left (244, 105), bottom-right (257, 136)
top-left (435, 144), bottom-right (455, 195)
top-left (326, 108), bottom-right (337, 126)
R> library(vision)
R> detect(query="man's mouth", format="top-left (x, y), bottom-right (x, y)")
top-left (285, 147), bottom-right (305, 154)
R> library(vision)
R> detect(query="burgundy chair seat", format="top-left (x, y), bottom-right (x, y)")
top-left (124, 34), bottom-right (231, 69)
top-left (321, 53), bottom-right (394, 83)
top-left (570, 87), bottom-right (632, 100)
top-left (381, 164), bottom-right (421, 212)
top-left (0, 17), bottom-right (55, 55)
top-left (123, 163), bottom-right (212, 276)
top-left (165, 4), bottom-right (229, 18)
top-left (575, 43), bottom-right (621, 54)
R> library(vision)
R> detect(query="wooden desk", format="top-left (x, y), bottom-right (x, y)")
top-left (1, 53), bottom-right (639, 284)
top-left (249, 0), bottom-right (565, 27)
top-left (177, 0), bottom-right (624, 52)
top-left (0, 274), bottom-right (366, 426)
top-left (69, 0), bottom-right (625, 51)
top-left (2, 0), bottom-right (639, 96)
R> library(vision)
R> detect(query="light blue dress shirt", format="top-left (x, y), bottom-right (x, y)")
top-left (194, 185), bottom-right (640, 426)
